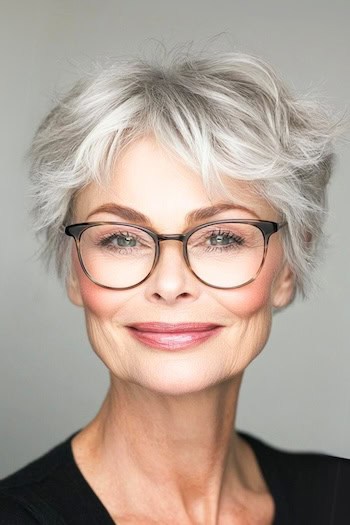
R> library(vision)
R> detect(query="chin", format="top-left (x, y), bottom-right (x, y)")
top-left (112, 349), bottom-right (241, 396)
top-left (133, 378), bottom-right (222, 397)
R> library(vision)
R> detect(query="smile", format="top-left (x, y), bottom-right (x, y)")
top-left (126, 326), bottom-right (223, 350)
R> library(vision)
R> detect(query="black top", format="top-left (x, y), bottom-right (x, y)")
top-left (1, 429), bottom-right (350, 524)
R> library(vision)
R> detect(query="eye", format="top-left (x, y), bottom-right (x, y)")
top-left (188, 223), bottom-right (264, 254)
top-left (206, 230), bottom-right (245, 247)
top-left (99, 232), bottom-right (138, 248)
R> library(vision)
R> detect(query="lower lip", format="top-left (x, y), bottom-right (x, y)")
top-left (126, 327), bottom-right (223, 350)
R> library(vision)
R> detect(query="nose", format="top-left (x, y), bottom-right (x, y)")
top-left (143, 238), bottom-right (200, 305)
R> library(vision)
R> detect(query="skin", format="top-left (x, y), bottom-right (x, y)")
top-left (67, 135), bottom-right (295, 524)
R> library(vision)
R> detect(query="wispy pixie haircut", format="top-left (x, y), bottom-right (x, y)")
top-left (29, 47), bottom-right (345, 300)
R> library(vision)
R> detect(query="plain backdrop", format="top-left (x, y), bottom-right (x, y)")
top-left (1, 0), bottom-right (349, 478)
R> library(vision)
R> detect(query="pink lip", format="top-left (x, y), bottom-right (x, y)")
top-left (126, 325), bottom-right (223, 350)
top-left (127, 322), bottom-right (221, 333)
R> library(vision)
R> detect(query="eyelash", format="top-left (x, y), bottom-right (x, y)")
top-left (97, 228), bottom-right (245, 252)
top-left (202, 229), bottom-right (244, 251)
top-left (98, 231), bottom-right (141, 249)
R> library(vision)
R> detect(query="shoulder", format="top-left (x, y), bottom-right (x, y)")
top-left (0, 494), bottom-right (39, 524)
top-left (239, 429), bottom-right (350, 477)
top-left (0, 433), bottom-right (75, 491)
top-left (239, 430), bottom-right (350, 523)
top-left (0, 431), bottom-right (80, 523)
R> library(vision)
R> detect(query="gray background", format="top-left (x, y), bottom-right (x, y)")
top-left (1, 0), bottom-right (349, 478)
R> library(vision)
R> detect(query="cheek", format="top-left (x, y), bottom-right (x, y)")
top-left (227, 278), bottom-right (272, 317)
top-left (217, 246), bottom-right (281, 318)
top-left (72, 249), bottom-right (126, 318)
top-left (215, 279), bottom-right (272, 326)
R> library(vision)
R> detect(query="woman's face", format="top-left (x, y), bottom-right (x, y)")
top-left (68, 136), bottom-right (294, 395)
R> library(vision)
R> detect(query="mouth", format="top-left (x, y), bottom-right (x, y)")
top-left (126, 323), bottom-right (223, 350)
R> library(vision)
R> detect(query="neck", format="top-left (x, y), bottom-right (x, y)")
top-left (72, 373), bottom-right (266, 523)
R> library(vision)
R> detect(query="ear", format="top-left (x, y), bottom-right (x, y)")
top-left (271, 262), bottom-right (296, 309)
top-left (66, 261), bottom-right (84, 307)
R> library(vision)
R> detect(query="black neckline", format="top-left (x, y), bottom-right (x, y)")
top-left (66, 429), bottom-right (116, 524)
top-left (65, 428), bottom-right (291, 524)
top-left (237, 430), bottom-right (292, 524)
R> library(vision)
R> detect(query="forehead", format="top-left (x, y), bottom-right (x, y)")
top-left (72, 136), bottom-right (279, 225)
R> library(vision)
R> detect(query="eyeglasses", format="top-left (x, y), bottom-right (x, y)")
top-left (64, 219), bottom-right (287, 290)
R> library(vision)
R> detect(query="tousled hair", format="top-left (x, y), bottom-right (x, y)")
top-left (28, 47), bottom-right (346, 300)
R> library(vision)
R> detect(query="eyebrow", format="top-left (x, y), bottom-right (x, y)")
top-left (86, 202), bottom-right (259, 228)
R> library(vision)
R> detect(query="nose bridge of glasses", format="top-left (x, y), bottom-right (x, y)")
top-left (155, 234), bottom-right (188, 265)
top-left (158, 234), bottom-right (186, 242)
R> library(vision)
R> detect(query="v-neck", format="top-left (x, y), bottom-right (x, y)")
top-left (66, 428), bottom-right (292, 525)
top-left (237, 431), bottom-right (293, 524)
top-left (66, 429), bottom-right (116, 524)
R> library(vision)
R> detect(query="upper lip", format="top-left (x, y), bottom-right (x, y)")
top-left (127, 322), bottom-right (222, 333)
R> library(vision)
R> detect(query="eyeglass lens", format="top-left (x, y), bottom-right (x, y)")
top-left (77, 223), bottom-right (266, 289)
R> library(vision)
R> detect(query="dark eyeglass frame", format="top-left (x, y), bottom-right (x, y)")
top-left (65, 219), bottom-right (288, 291)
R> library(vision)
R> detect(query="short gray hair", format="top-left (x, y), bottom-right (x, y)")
top-left (28, 48), bottom-right (345, 300)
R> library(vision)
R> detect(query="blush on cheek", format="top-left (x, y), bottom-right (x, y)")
top-left (72, 250), bottom-right (122, 317)
top-left (222, 254), bottom-right (279, 318)
top-left (225, 278), bottom-right (272, 318)
top-left (231, 239), bottom-right (286, 317)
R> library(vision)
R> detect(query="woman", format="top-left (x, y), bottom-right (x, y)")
top-left (0, 49), bottom-right (348, 524)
